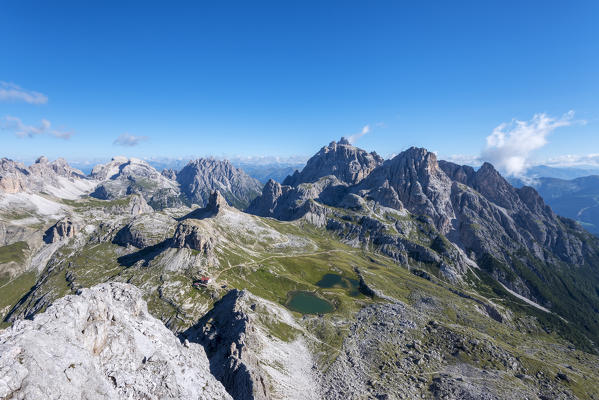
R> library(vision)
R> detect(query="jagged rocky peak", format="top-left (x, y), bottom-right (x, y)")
top-left (90, 157), bottom-right (183, 209)
top-left (171, 221), bottom-right (215, 253)
top-left (207, 189), bottom-right (229, 213)
top-left (471, 162), bottom-right (522, 210)
top-left (161, 168), bottom-right (177, 180)
top-left (0, 158), bottom-right (29, 193)
top-left (43, 217), bottom-right (79, 244)
top-left (90, 156), bottom-right (158, 181)
top-left (182, 190), bottom-right (230, 220)
top-left (32, 156), bottom-right (86, 180)
top-left (176, 158), bottom-right (263, 209)
top-left (358, 147), bottom-right (455, 232)
top-left (182, 289), bottom-right (319, 400)
top-left (0, 282), bottom-right (231, 400)
top-left (283, 138), bottom-right (384, 186)
top-left (35, 155), bottom-right (48, 164)
top-left (0, 156), bottom-right (90, 196)
top-left (338, 136), bottom-right (351, 145)
top-left (439, 159), bottom-right (528, 211)
top-left (246, 179), bottom-right (286, 214)
top-left (28, 156), bottom-right (86, 179)
top-left (389, 147), bottom-right (442, 175)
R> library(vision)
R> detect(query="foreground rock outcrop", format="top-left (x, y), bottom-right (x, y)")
top-left (182, 289), bottom-right (320, 400)
top-left (0, 283), bottom-right (231, 400)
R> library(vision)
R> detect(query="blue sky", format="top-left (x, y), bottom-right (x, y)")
top-left (1, 1), bottom-right (598, 175)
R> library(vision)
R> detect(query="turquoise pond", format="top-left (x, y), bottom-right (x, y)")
top-left (286, 291), bottom-right (334, 314)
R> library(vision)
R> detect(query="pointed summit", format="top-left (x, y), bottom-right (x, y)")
top-left (206, 190), bottom-right (229, 213)
top-left (176, 158), bottom-right (262, 209)
top-left (338, 136), bottom-right (351, 145)
top-left (183, 190), bottom-right (231, 220)
top-left (283, 140), bottom-right (383, 186)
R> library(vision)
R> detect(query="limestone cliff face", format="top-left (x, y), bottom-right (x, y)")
top-left (171, 222), bottom-right (215, 254)
top-left (283, 138), bottom-right (383, 186)
top-left (43, 217), bottom-right (79, 243)
top-left (0, 283), bottom-right (231, 400)
top-left (246, 178), bottom-right (330, 225)
top-left (182, 289), bottom-right (320, 400)
top-left (358, 147), bottom-right (455, 234)
top-left (113, 212), bottom-right (176, 248)
top-left (176, 158), bottom-right (263, 209)
top-left (0, 156), bottom-right (93, 197)
top-left (0, 160), bottom-right (27, 193)
top-left (90, 157), bottom-right (183, 210)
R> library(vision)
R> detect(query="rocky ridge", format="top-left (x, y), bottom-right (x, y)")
top-left (0, 156), bottom-right (96, 200)
top-left (177, 158), bottom-right (263, 209)
top-left (182, 289), bottom-right (320, 400)
top-left (0, 282), bottom-right (231, 400)
top-left (283, 138), bottom-right (383, 186)
top-left (90, 157), bottom-right (184, 210)
top-left (248, 140), bottom-right (599, 344)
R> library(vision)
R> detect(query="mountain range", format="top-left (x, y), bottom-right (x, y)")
top-left (510, 175), bottom-right (599, 236)
top-left (1, 139), bottom-right (599, 399)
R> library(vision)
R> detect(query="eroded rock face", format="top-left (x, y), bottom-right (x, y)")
top-left (113, 213), bottom-right (176, 248)
top-left (176, 158), bottom-right (263, 209)
top-left (43, 217), bottom-right (79, 243)
top-left (246, 178), bottom-right (332, 225)
top-left (111, 194), bottom-right (154, 216)
top-left (0, 157), bottom-right (92, 197)
top-left (90, 157), bottom-right (184, 210)
top-left (283, 138), bottom-right (383, 186)
top-left (171, 222), bottom-right (214, 253)
top-left (0, 158), bottom-right (29, 194)
top-left (183, 190), bottom-right (231, 220)
top-left (182, 289), bottom-right (320, 400)
top-left (0, 282), bottom-right (231, 400)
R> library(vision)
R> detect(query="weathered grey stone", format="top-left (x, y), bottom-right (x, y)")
top-left (0, 283), bottom-right (231, 400)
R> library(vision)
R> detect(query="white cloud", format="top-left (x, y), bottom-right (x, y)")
top-left (0, 82), bottom-right (48, 104)
top-left (543, 153), bottom-right (599, 168)
top-left (481, 111), bottom-right (578, 176)
top-left (1, 115), bottom-right (72, 139)
top-left (347, 125), bottom-right (370, 144)
top-left (444, 154), bottom-right (483, 166)
top-left (113, 133), bottom-right (148, 147)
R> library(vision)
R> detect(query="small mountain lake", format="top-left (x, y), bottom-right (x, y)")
top-left (316, 273), bottom-right (361, 297)
top-left (286, 291), bottom-right (334, 314)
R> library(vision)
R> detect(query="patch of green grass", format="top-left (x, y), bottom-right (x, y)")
top-left (0, 270), bottom-right (37, 321)
top-left (0, 241), bottom-right (29, 265)
top-left (260, 316), bottom-right (301, 342)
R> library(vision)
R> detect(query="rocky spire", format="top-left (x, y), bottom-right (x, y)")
top-left (183, 190), bottom-right (230, 219)
top-left (338, 136), bottom-right (351, 145)
top-left (206, 190), bottom-right (229, 213)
